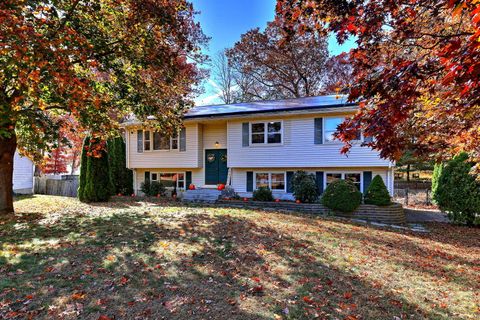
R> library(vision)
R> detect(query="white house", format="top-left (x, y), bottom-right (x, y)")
top-left (121, 95), bottom-right (394, 200)
top-left (13, 150), bottom-right (34, 194)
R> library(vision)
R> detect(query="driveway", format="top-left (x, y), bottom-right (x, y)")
top-left (404, 208), bottom-right (449, 223)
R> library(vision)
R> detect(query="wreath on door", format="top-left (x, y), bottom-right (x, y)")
top-left (220, 154), bottom-right (227, 162)
top-left (207, 153), bottom-right (216, 163)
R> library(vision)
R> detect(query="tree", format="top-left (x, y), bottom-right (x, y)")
top-left (291, 171), bottom-right (318, 203)
top-left (226, 19), bottom-right (331, 101)
top-left (396, 150), bottom-right (434, 181)
top-left (364, 175), bottom-right (392, 206)
top-left (0, 0), bottom-right (207, 214)
top-left (82, 138), bottom-right (111, 203)
top-left (276, 0), bottom-right (480, 168)
top-left (107, 136), bottom-right (133, 196)
top-left (78, 136), bottom-right (90, 202)
top-left (434, 153), bottom-right (480, 225)
top-left (211, 51), bottom-right (237, 104)
top-left (41, 145), bottom-right (69, 175)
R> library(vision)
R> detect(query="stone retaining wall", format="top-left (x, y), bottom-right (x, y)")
top-left (216, 200), bottom-right (405, 224)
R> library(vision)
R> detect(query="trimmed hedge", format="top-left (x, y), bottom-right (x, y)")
top-left (107, 137), bottom-right (133, 195)
top-left (364, 175), bottom-right (391, 206)
top-left (77, 136), bottom-right (90, 202)
top-left (321, 180), bottom-right (362, 213)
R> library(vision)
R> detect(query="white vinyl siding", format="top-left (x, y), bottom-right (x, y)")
top-left (128, 123), bottom-right (201, 168)
top-left (227, 116), bottom-right (391, 168)
top-left (13, 150), bottom-right (34, 194)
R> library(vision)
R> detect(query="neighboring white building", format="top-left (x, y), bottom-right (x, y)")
top-left (121, 95), bottom-right (395, 200)
top-left (13, 150), bottom-right (34, 194)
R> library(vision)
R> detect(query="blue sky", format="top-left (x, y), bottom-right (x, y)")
top-left (192, 0), bottom-right (355, 105)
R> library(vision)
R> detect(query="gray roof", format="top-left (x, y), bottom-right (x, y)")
top-left (185, 95), bottom-right (356, 119)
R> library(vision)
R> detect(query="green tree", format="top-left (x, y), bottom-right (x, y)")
top-left (82, 138), bottom-right (111, 203)
top-left (396, 150), bottom-right (434, 181)
top-left (291, 171), bottom-right (318, 203)
top-left (434, 153), bottom-right (480, 226)
top-left (77, 136), bottom-right (90, 202)
top-left (108, 137), bottom-right (133, 195)
top-left (364, 175), bottom-right (391, 206)
top-left (431, 163), bottom-right (444, 204)
top-left (0, 0), bottom-right (207, 214)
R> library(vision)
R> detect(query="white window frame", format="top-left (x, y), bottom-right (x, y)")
top-left (324, 171), bottom-right (363, 192)
top-left (150, 171), bottom-right (186, 190)
top-left (254, 171), bottom-right (286, 192)
top-left (143, 130), bottom-right (180, 152)
top-left (249, 121), bottom-right (283, 146)
top-left (323, 117), bottom-right (362, 144)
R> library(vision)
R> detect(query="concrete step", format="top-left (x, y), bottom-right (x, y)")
top-left (182, 189), bottom-right (222, 203)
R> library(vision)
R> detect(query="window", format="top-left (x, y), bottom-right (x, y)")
top-left (150, 172), bottom-right (185, 189)
top-left (153, 132), bottom-right (169, 150)
top-left (324, 117), bottom-right (361, 143)
top-left (250, 121), bottom-right (282, 145)
top-left (325, 172), bottom-right (362, 191)
top-left (255, 172), bottom-right (286, 191)
top-left (144, 130), bottom-right (179, 151)
top-left (144, 130), bottom-right (151, 151)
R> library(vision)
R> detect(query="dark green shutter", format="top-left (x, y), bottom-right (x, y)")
top-left (246, 171), bottom-right (253, 192)
top-left (363, 171), bottom-right (372, 193)
top-left (137, 130), bottom-right (143, 152)
top-left (186, 171), bottom-right (192, 188)
top-left (144, 171), bottom-right (150, 183)
top-left (315, 171), bottom-right (324, 195)
top-left (242, 123), bottom-right (249, 147)
top-left (314, 118), bottom-right (323, 144)
top-left (286, 171), bottom-right (294, 193)
top-left (179, 128), bottom-right (186, 151)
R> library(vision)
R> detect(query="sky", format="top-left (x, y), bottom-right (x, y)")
top-left (191, 0), bottom-right (356, 106)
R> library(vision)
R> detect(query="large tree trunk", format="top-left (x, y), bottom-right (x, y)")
top-left (0, 131), bottom-right (17, 215)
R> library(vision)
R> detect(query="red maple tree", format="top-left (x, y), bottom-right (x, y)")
top-left (276, 0), bottom-right (480, 168)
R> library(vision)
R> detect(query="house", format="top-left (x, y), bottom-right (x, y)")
top-left (121, 95), bottom-right (394, 200)
top-left (13, 150), bottom-right (34, 195)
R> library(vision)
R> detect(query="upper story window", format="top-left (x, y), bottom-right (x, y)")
top-left (144, 130), bottom-right (179, 151)
top-left (324, 117), bottom-right (361, 143)
top-left (250, 121), bottom-right (283, 145)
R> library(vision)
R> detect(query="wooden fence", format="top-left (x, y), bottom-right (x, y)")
top-left (34, 176), bottom-right (79, 197)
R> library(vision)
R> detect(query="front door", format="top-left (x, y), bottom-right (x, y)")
top-left (205, 149), bottom-right (228, 185)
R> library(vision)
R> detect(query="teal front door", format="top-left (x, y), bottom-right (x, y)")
top-left (205, 149), bottom-right (228, 185)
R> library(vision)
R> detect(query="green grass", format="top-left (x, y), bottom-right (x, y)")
top-left (0, 195), bottom-right (478, 319)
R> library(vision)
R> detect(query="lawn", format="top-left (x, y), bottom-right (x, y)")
top-left (0, 196), bottom-right (478, 319)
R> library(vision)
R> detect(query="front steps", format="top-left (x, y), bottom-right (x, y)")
top-left (182, 188), bottom-right (222, 203)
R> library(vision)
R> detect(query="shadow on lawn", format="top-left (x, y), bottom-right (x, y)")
top-left (0, 203), bottom-right (464, 319)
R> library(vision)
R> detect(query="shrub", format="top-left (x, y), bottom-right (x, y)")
top-left (291, 171), bottom-right (318, 203)
top-left (140, 180), bottom-right (166, 197)
top-left (434, 153), bottom-right (480, 226)
top-left (77, 136), bottom-right (90, 201)
top-left (82, 139), bottom-right (111, 203)
top-left (107, 137), bottom-right (134, 195)
top-left (364, 175), bottom-right (391, 206)
top-left (431, 163), bottom-right (443, 204)
top-left (221, 186), bottom-right (240, 200)
top-left (321, 180), bottom-right (362, 213)
top-left (252, 187), bottom-right (274, 202)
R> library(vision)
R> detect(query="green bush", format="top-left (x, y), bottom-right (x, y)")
top-left (140, 180), bottom-right (166, 197)
top-left (434, 153), bottom-right (480, 226)
top-left (252, 187), bottom-right (274, 202)
top-left (321, 180), bottom-right (362, 213)
top-left (431, 163), bottom-right (443, 204)
top-left (364, 175), bottom-right (391, 206)
top-left (107, 137), bottom-right (133, 195)
top-left (82, 139), bottom-right (111, 203)
top-left (291, 171), bottom-right (318, 203)
top-left (77, 136), bottom-right (90, 201)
